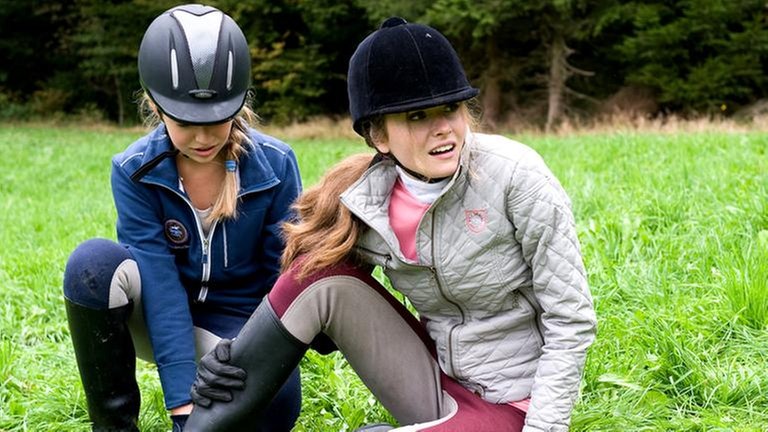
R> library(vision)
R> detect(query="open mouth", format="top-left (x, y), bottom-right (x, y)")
top-left (429, 144), bottom-right (455, 155)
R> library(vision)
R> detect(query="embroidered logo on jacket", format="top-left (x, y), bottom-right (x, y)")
top-left (164, 219), bottom-right (189, 246)
top-left (464, 209), bottom-right (487, 233)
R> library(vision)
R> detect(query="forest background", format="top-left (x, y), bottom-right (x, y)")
top-left (1, 0), bottom-right (767, 131)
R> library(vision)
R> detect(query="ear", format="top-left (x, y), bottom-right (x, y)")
top-left (372, 141), bottom-right (390, 155)
top-left (369, 129), bottom-right (390, 154)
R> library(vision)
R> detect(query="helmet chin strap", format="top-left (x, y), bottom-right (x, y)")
top-left (379, 151), bottom-right (448, 183)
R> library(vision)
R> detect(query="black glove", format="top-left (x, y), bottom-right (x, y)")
top-left (190, 339), bottom-right (247, 407)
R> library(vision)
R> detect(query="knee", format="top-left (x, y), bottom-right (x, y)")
top-left (268, 260), bottom-right (375, 318)
top-left (63, 238), bottom-right (133, 309)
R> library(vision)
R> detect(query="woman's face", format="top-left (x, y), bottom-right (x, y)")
top-left (164, 117), bottom-right (233, 164)
top-left (373, 102), bottom-right (468, 180)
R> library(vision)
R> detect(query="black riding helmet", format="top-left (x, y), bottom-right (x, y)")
top-left (347, 17), bottom-right (479, 136)
top-left (138, 4), bottom-right (250, 124)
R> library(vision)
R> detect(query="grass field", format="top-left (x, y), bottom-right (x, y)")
top-left (0, 124), bottom-right (766, 431)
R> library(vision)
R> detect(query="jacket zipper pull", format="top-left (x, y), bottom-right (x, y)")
top-left (196, 283), bottom-right (209, 303)
top-left (198, 238), bottom-right (210, 303)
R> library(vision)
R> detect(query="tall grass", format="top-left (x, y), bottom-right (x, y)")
top-left (718, 239), bottom-right (768, 331)
top-left (0, 124), bottom-right (766, 431)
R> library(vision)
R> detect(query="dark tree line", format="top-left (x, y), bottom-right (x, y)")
top-left (0, 0), bottom-right (766, 128)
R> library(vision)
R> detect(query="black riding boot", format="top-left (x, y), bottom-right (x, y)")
top-left (65, 299), bottom-right (140, 432)
top-left (185, 301), bottom-right (308, 431)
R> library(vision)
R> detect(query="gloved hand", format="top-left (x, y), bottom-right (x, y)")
top-left (190, 339), bottom-right (247, 407)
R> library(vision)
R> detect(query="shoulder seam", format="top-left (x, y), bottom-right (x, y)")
top-left (260, 142), bottom-right (288, 155)
top-left (119, 152), bottom-right (144, 168)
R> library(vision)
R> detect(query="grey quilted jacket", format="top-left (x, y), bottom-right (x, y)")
top-left (340, 132), bottom-right (597, 432)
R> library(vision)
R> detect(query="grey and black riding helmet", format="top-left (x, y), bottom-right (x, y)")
top-left (138, 4), bottom-right (250, 124)
top-left (347, 17), bottom-right (479, 136)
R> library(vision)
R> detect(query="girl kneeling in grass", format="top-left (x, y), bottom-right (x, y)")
top-left (62, 5), bottom-right (302, 431)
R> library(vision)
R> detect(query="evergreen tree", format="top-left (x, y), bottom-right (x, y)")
top-left (425, 0), bottom-right (604, 130)
top-left (64, 0), bottom-right (175, 124)
top-left (609, 0), bottom-right (768, 114)
top-left (217, 0), bottom-right (369, 123)
top-left (0, 0), bottom-right (75, 117)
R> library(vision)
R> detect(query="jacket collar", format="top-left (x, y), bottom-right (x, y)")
top-left (342, 130), bottom-right (476, 221)
top-left (134, 124), bottom-right (279, 194)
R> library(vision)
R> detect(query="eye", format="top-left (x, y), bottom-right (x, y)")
top-left (406, 110), bottom-right (427, 121)
top-left (171, 119), bottom-right (193, 128)
top-left (444, 102), bottom-right (460, 113)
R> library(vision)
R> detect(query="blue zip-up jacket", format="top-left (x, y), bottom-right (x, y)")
top-left (110, 124), bottom-right (301, 408)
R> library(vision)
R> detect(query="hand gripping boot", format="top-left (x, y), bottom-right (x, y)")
top-left (184, 301), bottom-right (307, 431)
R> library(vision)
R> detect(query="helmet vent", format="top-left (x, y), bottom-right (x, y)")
top-left (170, 48), bottom-right (179, 89)
top-left (172, 10), bottom-right (224, 90)
top-left (189, 89), bottom-right (217, 99)
top-left (226, 50), bottom-right (234, 90)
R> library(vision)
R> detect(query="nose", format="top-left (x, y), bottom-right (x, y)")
top-left (194, 126), bottom-right (216, 145)
top-left (432, 114), bottom-right (452, 136)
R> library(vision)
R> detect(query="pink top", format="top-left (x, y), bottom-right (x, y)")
top-left (388, 179), bottom-right (431, 261)
top-left (509, 398), bottom-right (531, 412)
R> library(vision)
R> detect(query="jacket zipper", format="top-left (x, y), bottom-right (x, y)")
top-left (186, 183), bottom-right (274, 302)
top-left (143, 164), bottom-right (279, 304)
top-left (355, 246), bottom-right (392, 268)
top-left (149, 182), bottom-right (218, 303)
top-left (518, 288), bottom-right (545, 346)
top-left (195, 183), bottom-right (278, 300)
top-left (197, 221), bottom-right (217, 303)
top-left (344, 175), bottom-right (467, 376)
top-left (430, 210), bottom-right (466, 379)
top-left (222, 223), bottom-right (229, 268)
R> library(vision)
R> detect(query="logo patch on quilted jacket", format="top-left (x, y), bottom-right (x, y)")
top-left (464, 209), bottom-right (487, 233)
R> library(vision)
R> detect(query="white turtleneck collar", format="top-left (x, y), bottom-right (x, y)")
top-left (395, 165), bottom-right (450, 204)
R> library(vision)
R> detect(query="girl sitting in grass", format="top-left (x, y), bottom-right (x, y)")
top-left (186, 17), bottom-right (596, 432)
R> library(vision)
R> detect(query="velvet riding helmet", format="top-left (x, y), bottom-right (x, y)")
top-left (347, 17), bottom-right (479, 136)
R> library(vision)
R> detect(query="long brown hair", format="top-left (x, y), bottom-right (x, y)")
top-left (138, 92), bottom-right (257, 222)
top-left (281, 153), bottom-right (374, 279)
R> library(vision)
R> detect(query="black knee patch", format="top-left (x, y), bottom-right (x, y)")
top-left (63, 238), bottom-right (133, 309)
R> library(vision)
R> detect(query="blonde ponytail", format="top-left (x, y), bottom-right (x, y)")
top-left (207, 114), bottom-right (252, 222)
